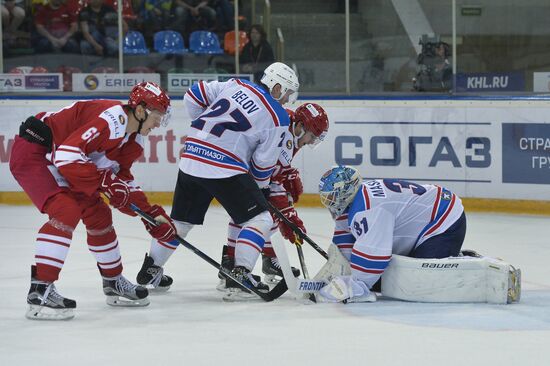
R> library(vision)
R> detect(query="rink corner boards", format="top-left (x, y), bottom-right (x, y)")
top-left (2, 192), bottom-right (550, 216)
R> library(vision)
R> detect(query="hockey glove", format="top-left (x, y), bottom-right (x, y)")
top-left (269, 195), bottom-right (306, 244)
top-left (319, 275), bottom-right (376, 303)
top-left (142, 205), bottom-right (177, 242)
top-left (282, 168), bottom-right (303, 203)
top-left (99, 171), bottom-right (130, 209)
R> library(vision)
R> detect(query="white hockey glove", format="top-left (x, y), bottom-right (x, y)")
top-left (319, 275), bottom-right (377, 303)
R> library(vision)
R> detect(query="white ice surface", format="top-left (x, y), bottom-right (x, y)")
top-left (0, 205), bottom-right (549, 366)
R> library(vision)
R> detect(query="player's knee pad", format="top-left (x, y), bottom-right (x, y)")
top-left (43, 192), bottom-right (81, 232)
top-left (240, 211), bottom-right (273, 236)
top-left (82, 199), bottom-right (113, 231)
top-left (173, 220), bottom-right (193, 238)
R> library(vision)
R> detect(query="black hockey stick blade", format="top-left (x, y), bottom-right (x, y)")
top-left (266, 201), bottom-right (329, 259)
top-left (129, 204), bottom-right (288, 302)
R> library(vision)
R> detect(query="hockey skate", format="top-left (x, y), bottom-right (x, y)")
top-left (103, 274), bottom-right (150, 307)
top-left (26, 266), bottom-right (76, 320)
top-left (222, 266), bottom-right (270, 302)
top-left (136, 253), bottom-right (173, 292)
top-left (216, 247), bottom-right (235, 292)
top-left (262, 255), bottom-right (300, 285)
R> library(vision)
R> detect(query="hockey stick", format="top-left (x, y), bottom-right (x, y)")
top-left (266, 201), bottom-right (329, 259)
top-left (294, 240), bottom-right (317, 303)
top-left (129, 204), bottom-right (288, 302)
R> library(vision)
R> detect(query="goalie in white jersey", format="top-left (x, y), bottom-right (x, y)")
top-left (136, 62), bottom-right (300, 294)
top-left (317, 166), bottom-right (467, 303)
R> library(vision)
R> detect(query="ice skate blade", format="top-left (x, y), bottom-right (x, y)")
top-left (222, 288), bottom-right (261, 302)
top-left (25, 304), bottom-right (75, 320)
top-left (144, 284), bottom-right (170, 293)
top-left (105, 296), bottom-right (150, 307)
top-left (264, 274), bottom-right (281, 285)
top-left (216, 279), bottom-right (231, 293)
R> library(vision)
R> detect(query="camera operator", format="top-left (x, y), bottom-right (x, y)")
top-left (413, 35), bottom-right (452, 92)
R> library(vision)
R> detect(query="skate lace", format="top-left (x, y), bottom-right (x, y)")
top-left (146, 267), bottom-right (163, 287)
top-left (42, 283), bottom-right (64, 305)
top-left (115, 276), bottom-right (137, 295)
top-left (270, 257), bottom-right (281, 269)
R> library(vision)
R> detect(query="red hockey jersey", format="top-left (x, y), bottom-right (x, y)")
top-left (37, 100), bottom-right (143, 196)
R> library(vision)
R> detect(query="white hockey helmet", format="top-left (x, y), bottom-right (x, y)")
top-left (319, 166), bottom-right (362, 217)
top-left (261, 62), bottom-right (300, 103)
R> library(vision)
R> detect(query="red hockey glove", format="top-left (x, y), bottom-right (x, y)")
top-left (118, 190), bottom-right (150, 217)
top-left (99, 171), bottom-right (130, 209)
top-left (269, 194), bottom-right (306, 244)
top-left (142, 205), bottom-right (177, 242)
top-left (282, 168), bottom-right (303, 203)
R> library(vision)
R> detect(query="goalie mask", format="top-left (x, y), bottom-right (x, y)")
top-left (261, 62), bottom-right (299, 104)
top-left (319, 166), bottom-right (362, 217)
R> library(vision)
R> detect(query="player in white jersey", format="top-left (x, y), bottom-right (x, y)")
top-left (217, 103), bottom-right (329, 295)
top-left (136, 62), bottom-right (300, 295)
top-left (317, 166), bottom-right (466, 303)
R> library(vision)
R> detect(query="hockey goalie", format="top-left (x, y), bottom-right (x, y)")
top-left (274, 166), bottom-right (521, 305)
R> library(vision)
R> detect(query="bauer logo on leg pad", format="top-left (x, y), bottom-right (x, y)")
top-left (421, 263), bottom-right (459, 269)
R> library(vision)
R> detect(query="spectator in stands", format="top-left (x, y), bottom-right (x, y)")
top-left (2, 0), bottom-right (26, 47)
top-left (211, 0), bottom-right (233, 32)
top-left (137, 0), bottom-right (186, 41)
top-left (174, 0), bottom-right (216, 31)
top-left (80, 0), bottom-right (127, 56)
top-left (240, 24), bottom-right (274, 82)
top-left (33, 0), bottom-right (79, 53)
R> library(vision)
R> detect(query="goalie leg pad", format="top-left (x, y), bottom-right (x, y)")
top-left (381, 255), bottom-right (521, 304)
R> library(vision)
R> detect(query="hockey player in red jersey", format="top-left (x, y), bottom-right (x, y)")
top-left (217, 103), bottom-right (330, 298)
top-left (9, 82), bottom-right (177, 320)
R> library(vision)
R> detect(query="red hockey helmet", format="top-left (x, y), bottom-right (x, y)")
top-left (294, 103), bottom-right (329, 146)
top-left (128, 82), bottom-right (171, 125)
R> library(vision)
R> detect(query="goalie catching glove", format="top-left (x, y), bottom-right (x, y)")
top-left (269, 194), bottom-right (306, 244)
top-left (141, 205), bottom-right (177, 242)
top-left (319, 275), bottom-right (377, 303)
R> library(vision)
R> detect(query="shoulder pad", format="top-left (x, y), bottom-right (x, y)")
top-left (99, 105), bottom-right (128, 140)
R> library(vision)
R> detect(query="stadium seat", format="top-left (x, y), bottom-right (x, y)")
top-left (154, 30), bottom-right (188, 54)
top-left (92, 66), bottom-right (117, 73)
top-left (9, 66), bottom-right (34, 74)
top-left (31, 66), bottom-right (49, 73)
top-left (127, 66), bottom-right (154, 73)
top-left (189, 31), bottom-right (224, 54)
top-left (223, 31), bottom-right (248, 55)
top-left (56, 66), bottom-right (82, 91)
top-left (123, 31), bottom-right (149, 55)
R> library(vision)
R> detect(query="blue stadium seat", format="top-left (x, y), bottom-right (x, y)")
top-left (123, 31), bottom-right (149, 55)
top-left (154, 30), bottom-right (188, 54)
top-left (189, 31), bottom-right (224, 54)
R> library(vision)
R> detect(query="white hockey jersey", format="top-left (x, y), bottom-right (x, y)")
top-left (181, 78), bottom-right (291, 188)
top-left (332, 179), bottom-right (464, 288)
